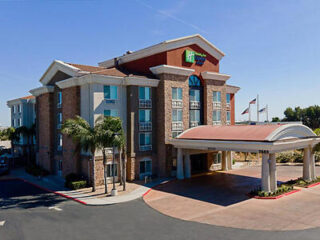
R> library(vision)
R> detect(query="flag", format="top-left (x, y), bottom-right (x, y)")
top-left (259, 107), bottom-right (267, 113)
top-left (249, 98), bottom-right (256, 104)
top-left (241, 107), bottom-right (249, 115)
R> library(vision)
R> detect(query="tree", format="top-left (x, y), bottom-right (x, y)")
top-left (61, 116), bottom-right (99, 192)
top-left (95, 116), bottom-right (126, 193)
top-left (272, 117), bottom-right (281, 122)
top-left (0, 127), bottom-right (19, 157)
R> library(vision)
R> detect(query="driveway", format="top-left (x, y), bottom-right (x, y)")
top-left (144, 165), bottom-right (320, 231)
top-left (2, 177), bottom-right (320, 239)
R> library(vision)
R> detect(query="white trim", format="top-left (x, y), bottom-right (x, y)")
top-left (29, 86), bottom-right (55, 97)
top-left (98, 34), bottom-right (225, 68)
top-left (150, 64), bottom-right (194, 76)
top-left (170, 138), bottom-right (320, 153)
top-left (265, 124), bottom-right (316, 141)
top-left (55, 74), bottom-right (159, 89)
top-left (39, 60), bottom-right (88, 85)
top-left (201, 71), bottom-right (230, 81)
top-left (226, 85), bottom-right (240, 94)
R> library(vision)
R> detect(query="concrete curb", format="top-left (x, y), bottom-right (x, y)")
top-left (247, 189), bottom-right (301, 200)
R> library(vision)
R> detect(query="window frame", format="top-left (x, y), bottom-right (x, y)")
top-left (104, 109), bottom-right (119, 117)
top-left (139, 87), bottom-right (151, 100)
top-left (139, 109), bottom-right (152, 123)
top-left (104, 85), bottom-right (118, 100)
top-left (172, 87), bottom-right (183, 101)
top-left (213, 91), bottom-right (221, 103)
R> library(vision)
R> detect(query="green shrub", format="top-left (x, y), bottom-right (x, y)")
top-left (232, 159), bottom-right (236, 165)
top-left (25, 164), bottom-right (49, 177)
top-left (276, 152), bottom-right (292, 163)
top-left (67, 180), bottom-right (87, 190)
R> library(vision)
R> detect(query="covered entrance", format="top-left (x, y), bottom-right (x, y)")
top-left (190, 153), bottom-right (207, 174)
top-left (170, 124), bottom-right (320, 192)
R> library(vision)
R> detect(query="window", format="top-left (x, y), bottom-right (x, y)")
top-left (226, 111), bottom-right (231, 124)
top-left (226, 93), bottom-right (231, 104)
top-left (104, 85), bottom-right (118, 100)
top-left (213, 91), bottom-right (221, 103)
top-left (104, 109), bottom-right (119, 117)
top-left (17, 118), bottom-right (21, 127)
top-left (11, 119), bottom-right (14, 127)
top-left (172, 88), bottom-right (182, 100)
top-left (214, 153), bottom-right (222, 164)
top-left (139, 133), bottom-right (152, 151)
top-left (57, 134), bottom-right (63, 151)
top-left (139, 87), bottom-right (151, 100)
top-left (13, 105), bottom-right (16, 113)
top-left (107, 163), bottom-right (118, 178)
top-left (139, 109), bottom-right (151, 123)
top-left (57, 91), bottom-right (62, 108)
top-left (57, 113), bottom-right (62, 129)
top-left (139, 158), bottom-right (152, 178)
top-left (189, 75), bottom-right (201, 87)
top-left (172, 131), bottom-right (182, 138)
top-left (17, 104), bottom-right (21, 113)
top-left (213, 110), bottom-right (221, 123)
top-left (190, 110), bottom-right (200, 122)
top-left (190, 89), bottom-right (200, 102)
top-left (172, 109), bottom-right (182, 122)
top-left (11, 107), bottom-right (14, 115)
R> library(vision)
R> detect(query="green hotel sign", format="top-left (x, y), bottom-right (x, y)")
top-left (184, 50), bottom-right (206, 65)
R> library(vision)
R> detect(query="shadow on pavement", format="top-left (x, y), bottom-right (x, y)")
top-left (0, 179), bottom-right (68, 210)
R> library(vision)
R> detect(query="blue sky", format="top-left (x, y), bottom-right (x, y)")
top-left (0, 0), bottom-right (320, 126)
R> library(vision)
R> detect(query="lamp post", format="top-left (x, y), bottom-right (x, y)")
top-left (111, 132), bottom-right (120, 196)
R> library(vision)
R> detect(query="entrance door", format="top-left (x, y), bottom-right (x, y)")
top-left (57, 159), bottom-right (62, 177)
top-left (191, 154), bottom-right (207, 174)
top-left (106, 162), bottom-right (118, 183)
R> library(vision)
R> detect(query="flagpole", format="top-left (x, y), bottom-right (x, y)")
top-left (266, 104), bottom-right (269, 122)
top-left (248, 103), bottom-right (251, 123)
top-left (255, 95), bottom-right (258, 123)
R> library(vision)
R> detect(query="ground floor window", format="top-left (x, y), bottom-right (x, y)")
top-left (139, 158), bottom-right (152, 179)
top-left (104, 109), bottom-right (119, 117)
top-left (214, 152), bottom-right (222, 164)
top-left (106, 162), bottom-right (118, 178)
top-left (172, 131), bottom-right (182, 138)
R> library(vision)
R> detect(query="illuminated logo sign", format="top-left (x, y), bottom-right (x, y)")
top-left (184, 50), bottom-right (206, 65)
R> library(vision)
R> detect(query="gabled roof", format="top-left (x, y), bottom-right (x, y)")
top-left (98, 34), bottom-right (226, 68)
top-left (7, 95), bottom-right (35, 106)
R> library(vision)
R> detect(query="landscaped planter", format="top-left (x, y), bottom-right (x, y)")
top-left (247, 189), bottom-right (301, 200)
top-left (286, 177), bottom-right (320, 188)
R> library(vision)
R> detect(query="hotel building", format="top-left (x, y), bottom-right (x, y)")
top-left (30, 34), bottom-right (240, 184)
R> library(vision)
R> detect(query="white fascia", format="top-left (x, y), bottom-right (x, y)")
top-left (150, 65), bottom-right (195, 76)
top-left (99, 34), bottom-right (225, 68)
top-left (201, 71), bottom-right (231, 82)
top-left (7, 99), bottom-right (23, 107)
top-left (39, 60), bottom-right (89, 85)
top-left (55, 74), bottom-right (160, 89)
top-left (29, 86), bottom-right (55, 97)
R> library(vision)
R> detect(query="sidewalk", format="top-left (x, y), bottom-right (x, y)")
top-left (5, 168), bottom-right (171, 206)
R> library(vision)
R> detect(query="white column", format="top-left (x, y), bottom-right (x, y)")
top-left (227, 151), bottom-right (232, 170)
top-left (303, 147), bottom-right (311, 181)
top-left (177, 148), bottom-right (184, 180)
top-left (222, 151), bottom-right (228, 171)
top-left (310, 147), bottom-right (316, 180)
top-left (269, 153), bottom-right (277, 192)
top-left (261, 153), bottom-right (271, 192)
top-left (184, 151), bottom-right (191, 178)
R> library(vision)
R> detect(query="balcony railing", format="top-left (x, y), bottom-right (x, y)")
top-left (172, 122), bottom-right (183, 131)
top-left (212, 121), bottom-right (221, 125)
top-left (139, 99), bottom-right (152, 108)
top-left (140, 145), bottom-right (152, 151)
top-left (213, 102), bottom-right (221, 109)
top-left (226, 121), bottom-right (231, 125)
top-left (226, 103), bottom-right (231, 109)
top-left (172, 100), bottom-right (183, 108)
top-left (190, 121), bottom-right (199, 128)
top-left (189, 101), bottom-right (201, 109)
top-left (139, 122), bottom-right (152, 131)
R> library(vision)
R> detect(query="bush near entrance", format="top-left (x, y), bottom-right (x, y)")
top-left (250, 184), bottom-right (294, 198)
top-left (65, 173), bottom-right (88, 190)
top-left (286, 177), bottom-right (320, 188)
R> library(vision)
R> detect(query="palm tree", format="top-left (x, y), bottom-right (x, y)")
top-left (61, 116), bottom-right (99, 192)
top-left (95, 116), bottom-right (125, 193)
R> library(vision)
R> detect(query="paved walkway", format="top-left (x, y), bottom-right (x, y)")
top-left (144, 165), bottom-right (320, 231)
top-left (4, 169), bottom-right (169, 205)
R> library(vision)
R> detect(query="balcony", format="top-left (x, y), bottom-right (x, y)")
top-left (190, 121), bottom-right (199, 128)
top-left (139, 99), bottom-right (152, 108)
top-left (213, 102), bottom-right (221, 109)
top-left (139, 122), bottom-right (152, 131)
top-left (172, 122), bottom-right (183, 131)
top-left (226, 103), bottom-right (231, 109)
top-left (212, 121), bottom-right (221, 125)
top-left (190, 101), bottom-right (200, 109)
top-left (172, 100), bottom-right (183, 108)
top-left (140, 145), bottom-right (152, 151)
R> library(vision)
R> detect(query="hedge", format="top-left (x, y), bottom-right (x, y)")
top-left (66, 180), bottom-right (87, 190)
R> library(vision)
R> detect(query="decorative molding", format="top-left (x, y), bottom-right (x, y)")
top-left (150, 65), bottom-right (195, 76)
top-left (265, 124), bottom-right (316, 141)
top-left (226, 85), bottom-right (240, 94)
top-left (201, 71), bottom-right (231, 81)
top-left (55, 74), bottom-right (160, 89)
top-left (29, 86), bottom-right (55, 97)
top-left (99, 34), bottom-right (225, 68)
